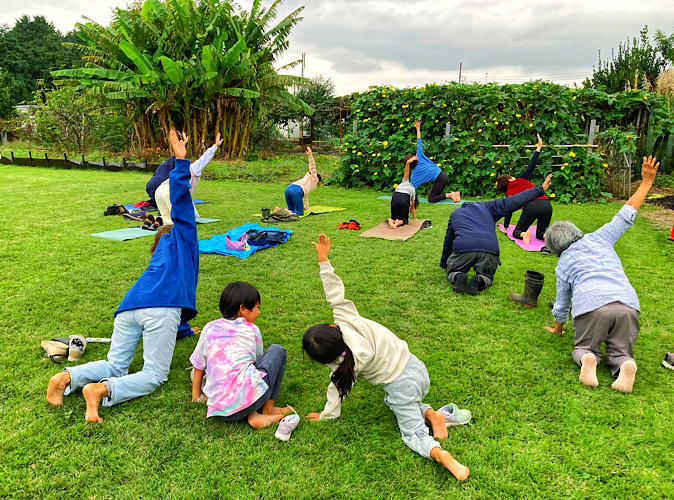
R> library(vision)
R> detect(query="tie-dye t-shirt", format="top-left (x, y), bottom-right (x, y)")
top-left (190, 317), bottom-right (269, 418)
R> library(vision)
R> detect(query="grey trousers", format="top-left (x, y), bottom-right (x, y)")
top-left (445, 251), bottom-right (499, 289)
top-left (572, 302), bottom-right (640, 377)
top-left (382, 354), bottom-right (440, 459)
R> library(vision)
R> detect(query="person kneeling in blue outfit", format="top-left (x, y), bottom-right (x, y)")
top-left (440, 174), bottom-right (553, 295)
top-left (47, 130), bottom-right (200, 422)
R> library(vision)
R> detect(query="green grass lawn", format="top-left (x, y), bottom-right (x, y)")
top-left (1, 163), bottom-right (673, 499)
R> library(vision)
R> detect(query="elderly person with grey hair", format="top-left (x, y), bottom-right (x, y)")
top-left (544, 156), bottom-right (659, 393)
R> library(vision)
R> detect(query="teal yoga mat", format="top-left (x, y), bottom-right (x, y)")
top-left (93, 218), bottom-right (219, 241)
top-left (377, 196), bottom-right (465, 205)
top-left (91, 227), bottom-right (151, 241)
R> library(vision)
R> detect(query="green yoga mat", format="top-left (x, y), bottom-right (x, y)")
top-left (93, 218), bottom-right (220, 241)
top-left (253, 206), bottom-right (345, 217)
top-left (92, 227), bottom-right (152, 241)
top-left (377, 196), bottom-right (465, 205)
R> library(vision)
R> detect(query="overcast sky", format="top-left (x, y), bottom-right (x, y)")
top-left (2, 0), bottom-right (673, 95)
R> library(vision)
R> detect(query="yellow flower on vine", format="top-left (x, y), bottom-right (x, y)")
top-left (357, 152), bottom-right (362, 156)
top-left (400, 124), bottom-right (404, 128)
top-left (478, 128), bottom-right (482, 132)
top-left (569, 151), bottom-right (576, 158)
top-left (372, 153), bottom-right (376, 157)
top-left (529, 123), bottom-right (533, 127)
top-left (603, 163), bottom-right (608, 168)
top-left (406, 118), bottom-right (410, 121)
top-left (560, 166), bottom-right (565, 170)
top-left (490, 172), bottom-right (496, 177)
top-left (496, 160), bottom-right (501, 164)
top-left (354, 169), bottom-right (360, 172)
top-left (374, 172), bottom-right (378, 175)
top-left (393, 183), bottom-right (398, 188)
top-left (382, 141), bottom-right (388, 146)
top-left (516, 114), bottom-right (521, 118)
top-left (563, 162), bottom-right (569, 166)
top-left (550, 193), bottom-right (556, 198)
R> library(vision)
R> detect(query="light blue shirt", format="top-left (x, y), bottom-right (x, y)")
top-left (552, 205), bottom-right (640, 323)
top-left (409, 138), bottom-right (441, 189)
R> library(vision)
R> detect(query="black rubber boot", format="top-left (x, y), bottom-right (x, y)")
top-left (509, 270), bottom-right (544, 308)
top-left (452, 273), bottom-right (468, 294)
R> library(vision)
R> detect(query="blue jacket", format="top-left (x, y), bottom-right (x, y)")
top-left (116, 158), bottom-right (199, 325)
top-left (146, 155), bottom-right (176, 199)
top-left (440, 185), bottom-right (545, 268)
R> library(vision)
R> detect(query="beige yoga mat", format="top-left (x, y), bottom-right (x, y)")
top-left (359, 218), bottom-right (429, 241)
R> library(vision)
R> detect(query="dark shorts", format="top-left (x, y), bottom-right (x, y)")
top-left (390, 192), bottom-right (411, 224)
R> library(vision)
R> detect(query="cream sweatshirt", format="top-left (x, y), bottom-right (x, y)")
top-left (318, 261), bottom-right (410, 420)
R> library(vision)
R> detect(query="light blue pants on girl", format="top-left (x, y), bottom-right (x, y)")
top-left (64, 307), bottom-right (181, 406)
top-left (382, 354), bottom-right (441, 459)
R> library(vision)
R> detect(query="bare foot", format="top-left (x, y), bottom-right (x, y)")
top-left (387, 219), bottom-right (398, 229)
top-left (260, 400), bottom-right (291, 416)
top-left (247, 412), bottom-right (283, 428)
top-left (612, 360), bottom-right (637, 393)
top-left (46, 371), bottom-right (71, 406)
top-left (431, 448), bottom-right (470, 481)
top-left (521, 231), bottom-right (531, 245)
top-left (82, 383), bottom-right (108, 423)
top-left (579, 353), bottom-right (598, 387)
top-left (425, 408), bottom-right (448, 439)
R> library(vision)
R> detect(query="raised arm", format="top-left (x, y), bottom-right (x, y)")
top-left (190, 132), bottom-right (222, 177)
top-left (626, 156), bottom-right (658, 211)
top-left (415, 119), bottom-right (424, 156)
top-left (306, 146), bottom-right (317, 176)
top-left (402, 155), bottom-right (416, 181)
top-left (312, 234), bottom-right (360, 322)
top-left (167, 131), bottom-right (197, 240)
top-left (517, 133), bottom-right (542, 180)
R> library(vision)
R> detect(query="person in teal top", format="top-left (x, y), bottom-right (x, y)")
top-left (47, 130), bottom-right (199, 422)
top-left (409, 119), bottom-right (461, 203)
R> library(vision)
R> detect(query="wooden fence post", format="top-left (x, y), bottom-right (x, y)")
top-left (28, 151), bottom-right (33, 165)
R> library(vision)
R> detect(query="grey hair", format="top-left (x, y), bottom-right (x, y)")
top-left (544, 221), bottom-right (584, 256)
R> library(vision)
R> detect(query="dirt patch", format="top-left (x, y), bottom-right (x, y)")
top-left (646, 195), bottom-right (674, 211)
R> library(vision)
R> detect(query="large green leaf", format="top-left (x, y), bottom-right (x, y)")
top-left (119, 40), bottom-right (154, 76)
top-left (159, 56), bottom-right (184, 84)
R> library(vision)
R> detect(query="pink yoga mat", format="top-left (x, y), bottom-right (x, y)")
top-left (497, 224), bottom-right (546, 251)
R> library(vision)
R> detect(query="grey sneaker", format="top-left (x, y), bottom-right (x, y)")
top-left (275, 406), bottom-right (299, 441)
top-left (67, 335), bottom-right (87, 362)
top-left (439, 403), bottom-right (472, 426)
top-left (663, 353), bottom-right (674, 371)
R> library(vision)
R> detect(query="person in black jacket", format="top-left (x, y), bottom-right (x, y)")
top-left (441, 174), bottom-right (552, 295)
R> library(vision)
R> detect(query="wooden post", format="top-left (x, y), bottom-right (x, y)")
top-left (11, 151), bottom-right (15, 163)
top-left (339, 98), bottom-right (342, 143)
top-left (588, 119), bottom-right (596, 145)
top-left (64, 153), bottom-right (68, 162)
top-left (445, 123), bottom-right (451, 136)
top-left (29, 151), bottom-right (33, 165)
top-left (123, 157), bottom-right (127, 168)
top-left (144, 158), bottom-right (148, 170)
top-left (103, 156), bottom-right (106, 167)
top-left (353, 119), bottom-right (357, 134)
top-left (45, 152), bottom-right (49, 164)
top-left (81, 155), bottom-right (85, 167)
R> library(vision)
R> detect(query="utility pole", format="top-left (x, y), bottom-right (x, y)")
top-left (458, 62), bottom-right (462, 84)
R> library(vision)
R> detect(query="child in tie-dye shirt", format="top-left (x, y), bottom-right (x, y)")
top-left (190, 281), bottom-right (291, 428)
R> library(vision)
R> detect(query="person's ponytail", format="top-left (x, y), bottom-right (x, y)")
top-left (303, 323), bottom-right (355, 401)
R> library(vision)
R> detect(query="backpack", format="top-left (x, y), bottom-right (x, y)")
top-left (247, 229), bottom-right (287, 246)
top-left (104, 204), bottom-right (128, 216)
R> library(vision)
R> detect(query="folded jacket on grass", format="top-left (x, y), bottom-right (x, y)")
top-left (497, 224), bottom-right (546, 251)
top-left (360, 218), bottom-right (429, 241)
top-left (377, 196), bottom-right (465, 205)
top-left (199, 223), bottom-right (292, 259)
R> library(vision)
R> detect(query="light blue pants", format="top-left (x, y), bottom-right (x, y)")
top-left (65, 307), bottom-right (181, 407)
top-left (383, 354), bottom-right (441, 459)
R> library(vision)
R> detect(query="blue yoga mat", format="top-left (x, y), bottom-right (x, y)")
top-left (377, 195), bottom-right (465, 205)
top-left (199, 223), bottom-right (292, 259)
top-left (92, 227), bottom-right (153, 241)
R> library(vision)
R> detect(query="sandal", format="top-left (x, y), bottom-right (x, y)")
top-left (141, 214), bottom-right (156, 231)
top-left (151, 216), bottom-right (163, 231)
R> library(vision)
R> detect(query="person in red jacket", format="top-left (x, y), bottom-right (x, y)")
top-left (496, 133), bottom-right (552, 246)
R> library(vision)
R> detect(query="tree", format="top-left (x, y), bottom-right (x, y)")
top-left (53, 0), bottom-right (312, 157)
top-left (587, 26), bottom-right (665, 93)
top-left (0, 16), bottom-right (83, 104)
top-left (297, 76), bottom-right (338, 140)
top-left (655, 28), bottom-right (674, 65)
top-left (0, 67), bottom-right (18, 119)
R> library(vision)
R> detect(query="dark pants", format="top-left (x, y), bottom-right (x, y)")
top-left (390, 191), bottom-right (411, 225)
top-left (221, 344), bottom-right (287, 421)
top-left (572, 302), bottom-right (639, 377)
top-left (427, 170), bottom-right (449, 203)
top-left (513, 199), bottom-right (553, 241)
top-left (445, 252), bottom-right (499, 290)
top-left (284, 184), bottom-right (305, 215)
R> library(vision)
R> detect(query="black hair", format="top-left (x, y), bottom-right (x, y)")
top-left (302, 323), bottom-right (355, 401)
top-left (219, 281), bottom-right (261, 319)
top-left (317, 173), bottom-right (323, 183)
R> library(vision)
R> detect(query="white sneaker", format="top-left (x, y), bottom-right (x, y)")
top-left (67, 335), bottom-right (87, 362)
top-left (275, 406), bottom-right (299, 441)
